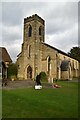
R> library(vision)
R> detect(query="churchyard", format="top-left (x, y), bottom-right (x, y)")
top-left (2, 80), bottom-right (79, 119)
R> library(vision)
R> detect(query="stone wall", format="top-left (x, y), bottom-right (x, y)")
top-left (17, 14), bottom-right (80, 81)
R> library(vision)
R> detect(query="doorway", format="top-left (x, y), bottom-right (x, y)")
top-left (27, 66), bottom-right (32, 79)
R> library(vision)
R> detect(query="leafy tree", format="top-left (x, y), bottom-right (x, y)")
top-left (68, 47), bottom-right (80, 62)
top-left (7, 63), bottom-right (18, 79)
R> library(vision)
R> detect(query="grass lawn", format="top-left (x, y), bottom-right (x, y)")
top-left (2, 81), bottom-right (79, 118)
top-left (0, 90), bottom-right (2, 119)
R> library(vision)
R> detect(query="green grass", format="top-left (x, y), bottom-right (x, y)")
top-left (2, 81), bottom-right (79, 118)
top-left (0, 90), bottom-right (2, 119)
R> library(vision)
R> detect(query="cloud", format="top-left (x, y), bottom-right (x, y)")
top-left (1, 2), bottom-right (78, 62)
top-left (46, 22), bottom-right (78, 52)
top-left (2, 2), bottom-right (24, 26)
top-left (2, 24), bottom-right (23, 43)
top-left (78, 2), bottom-right (80, 47)
top-left (2, 39), bottom-right (22, 62)
top-left (46, 2), bottom-right (78, 35)
top-left (2, 2), bottom-right (47, 26)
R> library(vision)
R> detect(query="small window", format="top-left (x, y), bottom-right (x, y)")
top-left (39, 26), bottom-right (42, 35)
top-left (28, 25), bottom-right (32, 37)
top-left (28, 45), bottom-right (31, 58)
top-left (48, 56), bottom-right (51, 71)
top-left (47, 56), bottom-right (51, 74)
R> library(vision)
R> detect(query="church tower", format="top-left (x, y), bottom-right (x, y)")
top-left (23, 14), bottom-right (45, 44)
top-left (17, 14), bottom-right (45, 80)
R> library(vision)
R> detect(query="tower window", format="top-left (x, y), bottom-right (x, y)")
top-left (39, 26), bottom-right (42, 35)
top-left (28, 25), bottom-right (32, 37)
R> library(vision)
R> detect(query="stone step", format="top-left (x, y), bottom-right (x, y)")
top-left (2, 80), bottom-right (35, 89)
top-left (2, 80), bottom-right (53, 89)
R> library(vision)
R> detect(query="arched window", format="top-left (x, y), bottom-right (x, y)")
top-left (28, 25), bottom-right (32, 37)
top-left (48, 56), bottom-right (50, 73)
top-left (39, 26), bottom-right (42, 35)
top-left (47, 56), bottom-right (51, 75)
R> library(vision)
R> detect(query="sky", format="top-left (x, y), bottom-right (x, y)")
top-left (0, 1), bottom-right (79, 62)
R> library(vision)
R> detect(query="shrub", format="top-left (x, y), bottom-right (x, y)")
top-left (39, 72), bottom-right (47, 82)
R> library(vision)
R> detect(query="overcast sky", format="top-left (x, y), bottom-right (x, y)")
top-left (0, 1), bottom-right (79, 62)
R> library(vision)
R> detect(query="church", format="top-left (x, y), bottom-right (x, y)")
top-left (17, 14), bottom-right (80, 81)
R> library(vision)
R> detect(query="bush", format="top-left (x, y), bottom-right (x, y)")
top-left (39, 72), bottom-right (47, 82)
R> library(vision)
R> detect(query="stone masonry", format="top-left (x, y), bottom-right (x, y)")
top-left (16, 14), bottom-right (80, 81)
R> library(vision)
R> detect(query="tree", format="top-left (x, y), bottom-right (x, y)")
top-left (68, 47), bottom-right (80, 62)
top-left (7, 63), bottom-right (18, 79)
